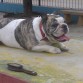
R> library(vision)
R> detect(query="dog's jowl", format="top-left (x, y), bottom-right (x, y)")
top-left (0, 14), bottom-right (69, 54)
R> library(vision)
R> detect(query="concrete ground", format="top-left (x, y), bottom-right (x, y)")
top-left (0, 12), bottom-right (83, 83)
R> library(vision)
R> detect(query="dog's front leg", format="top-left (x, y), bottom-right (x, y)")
top-left (52, 43), bottom-right (69, 52)
top-left (59, 43), bottom-right (69, 52)
top-left (32, 45), bottom-right (61, 54)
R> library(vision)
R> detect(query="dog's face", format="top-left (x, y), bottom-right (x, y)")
top-left (42, 14), bottom-right (69, 42)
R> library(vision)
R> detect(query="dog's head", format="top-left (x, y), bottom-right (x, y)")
top-left (42, 14), bottom-right (69, 42)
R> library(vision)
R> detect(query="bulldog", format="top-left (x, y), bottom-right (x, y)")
top-left (0, 14), bottom-right (69, 54)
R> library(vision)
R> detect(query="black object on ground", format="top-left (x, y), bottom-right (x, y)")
top-left (7, 63), bottom-right (37, 76)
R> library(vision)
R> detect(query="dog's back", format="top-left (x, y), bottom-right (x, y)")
top-left (0, 17), bottom-right (38, 50)
top-left (0, 18), bottom-right (14, 29)
top-left (0, 18), bottom-right (25, 48)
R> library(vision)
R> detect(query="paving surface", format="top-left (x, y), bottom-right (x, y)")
top-left (0, 12), bottom-right (83, 83)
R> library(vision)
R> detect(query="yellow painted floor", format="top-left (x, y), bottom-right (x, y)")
top-left (0, 25), bottom-right (83, 83)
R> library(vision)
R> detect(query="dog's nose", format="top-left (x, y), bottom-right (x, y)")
top-left (62, 24), bottom-right (68, 33)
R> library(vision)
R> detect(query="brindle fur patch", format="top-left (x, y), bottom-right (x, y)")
top-left (15, 18), bottom-right (38, 50)
top-left (0, 18), bottom-right (14, 29)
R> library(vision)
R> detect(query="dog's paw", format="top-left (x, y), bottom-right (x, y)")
top-left (59, 43), bottom-right (69, 52)
top-left (61, 47), bottom-right (69, 52)
top-left (49, 47), bottom-right (61, 54)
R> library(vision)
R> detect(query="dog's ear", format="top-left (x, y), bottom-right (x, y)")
top-left (52, 11), bottom-right (60, 15)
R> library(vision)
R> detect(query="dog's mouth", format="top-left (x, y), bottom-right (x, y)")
top-left (52, 34), bottom-right (70, 42)
top-left (52, 23), bottom-right (70, 42)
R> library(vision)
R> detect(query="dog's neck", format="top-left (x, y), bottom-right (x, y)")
top-left (33, 17), bottom-right (48, 42)
top-left (39, 21), bottom-right (48, 41)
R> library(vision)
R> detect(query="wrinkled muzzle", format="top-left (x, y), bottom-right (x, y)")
top-left (52, 23), bottom-right (70, 42)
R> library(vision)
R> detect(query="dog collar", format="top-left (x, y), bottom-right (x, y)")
top-left (39, 21), bottom-right (48, 41)
top-left (33, 17), bottom-right (48, 41)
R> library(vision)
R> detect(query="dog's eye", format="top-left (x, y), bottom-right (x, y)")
top-left (51, 22), bottom-right (58, 27)
top-left (64, 20), bottom-right (66, 23)
top-left (52, 19), bottom-right (57, 22)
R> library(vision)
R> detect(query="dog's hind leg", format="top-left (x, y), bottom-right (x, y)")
top-left (32, 45), bottom-right (61, 54)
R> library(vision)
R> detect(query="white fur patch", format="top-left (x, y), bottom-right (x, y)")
top-left (0, 19), bottom-right (25, 48)
top-left (55, 17), bottom-right (65, 23)
top-left (33, 17), bottom-right (44, 42)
